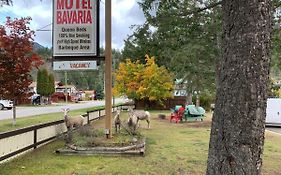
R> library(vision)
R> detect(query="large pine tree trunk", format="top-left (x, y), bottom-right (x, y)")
top-left (206, 0), bottom-right (271, 174)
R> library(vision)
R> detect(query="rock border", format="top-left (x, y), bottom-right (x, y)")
top-left (56, 138), bottom-right (146, 156)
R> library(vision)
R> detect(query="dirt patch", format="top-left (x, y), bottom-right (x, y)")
top-left (154, 116), bottom-right (211, 128)
top-left (182, 120), bottom-right (212, 128)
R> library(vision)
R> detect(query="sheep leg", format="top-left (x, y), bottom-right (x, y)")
top-left (118, 124), bottom-right (120, 132)
top-left (147, 119), bottom-right (150, 128)
top-left (66, 127), bottom-right (73, 143)
top-left (137, 118), bottom-right (140, 128)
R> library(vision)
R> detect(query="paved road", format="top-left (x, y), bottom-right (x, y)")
top-left (266, 126), bottom-right (281, 135)
top-left (0, 98), bottom-right (125, 120)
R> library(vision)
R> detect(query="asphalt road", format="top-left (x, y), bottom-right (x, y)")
top-left (0, 98), bottom-right (125, 120)
top-left (266, 126), bottom-right (281, 135)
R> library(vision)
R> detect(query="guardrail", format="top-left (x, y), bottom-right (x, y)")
top-left (0, 103), bottom-right (132, 163)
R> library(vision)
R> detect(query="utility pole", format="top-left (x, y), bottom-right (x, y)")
top-left (112, 54), bottom-right (116, 107)
top-left (105, 0), bottom-right (112, 138)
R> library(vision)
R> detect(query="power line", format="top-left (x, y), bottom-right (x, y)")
top-left (36, 29), bottom-right (51, 31)
top-left (36, 23), bottom-right (52, 31)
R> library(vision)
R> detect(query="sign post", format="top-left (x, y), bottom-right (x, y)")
top-left (105, 0), bottom-right (112, 138)
top-left (64, 71), bottom-right (68, 103)
top-left (53, 0), bottom-right (110, 138)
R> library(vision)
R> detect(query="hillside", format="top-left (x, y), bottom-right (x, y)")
top-left (32, 42), bottom-right (45, 51)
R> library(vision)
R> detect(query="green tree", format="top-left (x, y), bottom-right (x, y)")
top-left (34, 47), bottom-right (52, 61)
top-left (36, 69), bottom-right (43, 95)
top-left (95, 83), bottom-right (104, 100)
top-left (123, 0), bottom-right (221, 100)
top-left (37, 68), bottom-right (54, 103)
top-left (41, 68), bottom-right (49, 96)
top-left (48, 73), bottom-right (55, 97)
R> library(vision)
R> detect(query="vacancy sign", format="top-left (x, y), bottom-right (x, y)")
top-left (53, 0), bottom-right (97, 57)
top-left (53, 61), bottom-right (97, 70)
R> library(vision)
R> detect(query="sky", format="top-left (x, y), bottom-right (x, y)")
top-left (0, 0), bottom-right (146, 50)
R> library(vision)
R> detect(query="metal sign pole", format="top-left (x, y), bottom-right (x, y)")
top-left (105, 0), bottom-right (112, 138)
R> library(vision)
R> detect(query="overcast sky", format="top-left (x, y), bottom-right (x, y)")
top-left (0, 0), bottom-right (145, 50)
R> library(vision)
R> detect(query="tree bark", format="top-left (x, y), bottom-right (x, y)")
top-left (206, 0), bottom-right (271, 174)
top-left (187, 92), bottom-right (193, 105)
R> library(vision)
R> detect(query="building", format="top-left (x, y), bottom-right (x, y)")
top-left (174, 79), bottom-right (188, 97)
top-left (55, 85), bottom-right (77, 94)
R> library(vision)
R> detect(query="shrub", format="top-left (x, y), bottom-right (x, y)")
top-left (192, 92), bottom-right (215, 111)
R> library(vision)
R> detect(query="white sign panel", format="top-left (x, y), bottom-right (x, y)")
top-left (53, 61), bottom-right (97, 70)
top-left (53, 0), bottom-right (97, 57)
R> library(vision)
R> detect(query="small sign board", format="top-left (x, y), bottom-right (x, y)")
top-left (53, 61), bottom-right (97, 70)
top-left (53, 0), bottom-right (99, 58)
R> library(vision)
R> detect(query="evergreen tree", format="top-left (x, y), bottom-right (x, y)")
top-left (37, 68), bottom-right (54, 103)
top-left (48, 73), bottom-right (55, 96)
top-left (41, 68), bottom-right (49, 96)
top-left (36, 69), bottom-right (43, 95)
top-left (95, 83), bottom-right (104, 100)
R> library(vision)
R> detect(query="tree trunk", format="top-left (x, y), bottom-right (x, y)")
top-left (206, 0), bottom-right (271, 174)
top-left (187, 92), bottom-right (192, 105)
top-left (196, 95), bottom-right (200, 107)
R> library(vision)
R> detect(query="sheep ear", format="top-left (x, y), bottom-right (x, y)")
top-left (61, 108), bottom-right (70, 112)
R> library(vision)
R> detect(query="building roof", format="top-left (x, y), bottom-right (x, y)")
top-left (56, 85), bottom-right (76, 89)
top-left (29, 82), bottom-right (37, 88)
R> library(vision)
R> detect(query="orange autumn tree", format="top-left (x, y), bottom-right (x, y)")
top-left (114, 55), bottom-right (174, 103)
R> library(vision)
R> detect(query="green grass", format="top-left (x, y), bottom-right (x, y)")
top-left (0, 112), bottom-right (281, 175)
top-left (0, 106), bottom-right (104, 133)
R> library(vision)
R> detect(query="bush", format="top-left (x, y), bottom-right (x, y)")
top-left (51, 92), bottom-right (71, 102)
top-left (192, 92), bottom-right (215, 111)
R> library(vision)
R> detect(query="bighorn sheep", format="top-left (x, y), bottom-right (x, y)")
top-left (113, 109), bottom-right (121, 133)
top-left (127, 113), bottom-right (139, 132)
top-left (128, 107), bottom-right (150, 129)
top-left (62, 108), bottom-right (84, 130)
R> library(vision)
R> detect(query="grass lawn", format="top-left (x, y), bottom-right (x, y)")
top-left (0, 111), bottom-right (281, 175)
top-left (0, 106), bottom-right (105, 133)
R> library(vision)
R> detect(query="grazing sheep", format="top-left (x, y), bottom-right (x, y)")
top-left (113, 109), bottom-right (121, 133)
top-left (128, 107), bottom-right (151, 129)
top-left (127, 114), bottom-right (139, 132)
top-left (62, 108), bottom-right (84, 130)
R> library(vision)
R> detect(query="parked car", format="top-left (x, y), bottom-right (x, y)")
top-left (30, 94), bottom-right (41, 105)
top-left (0, 99), bottom-right (13, 110)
